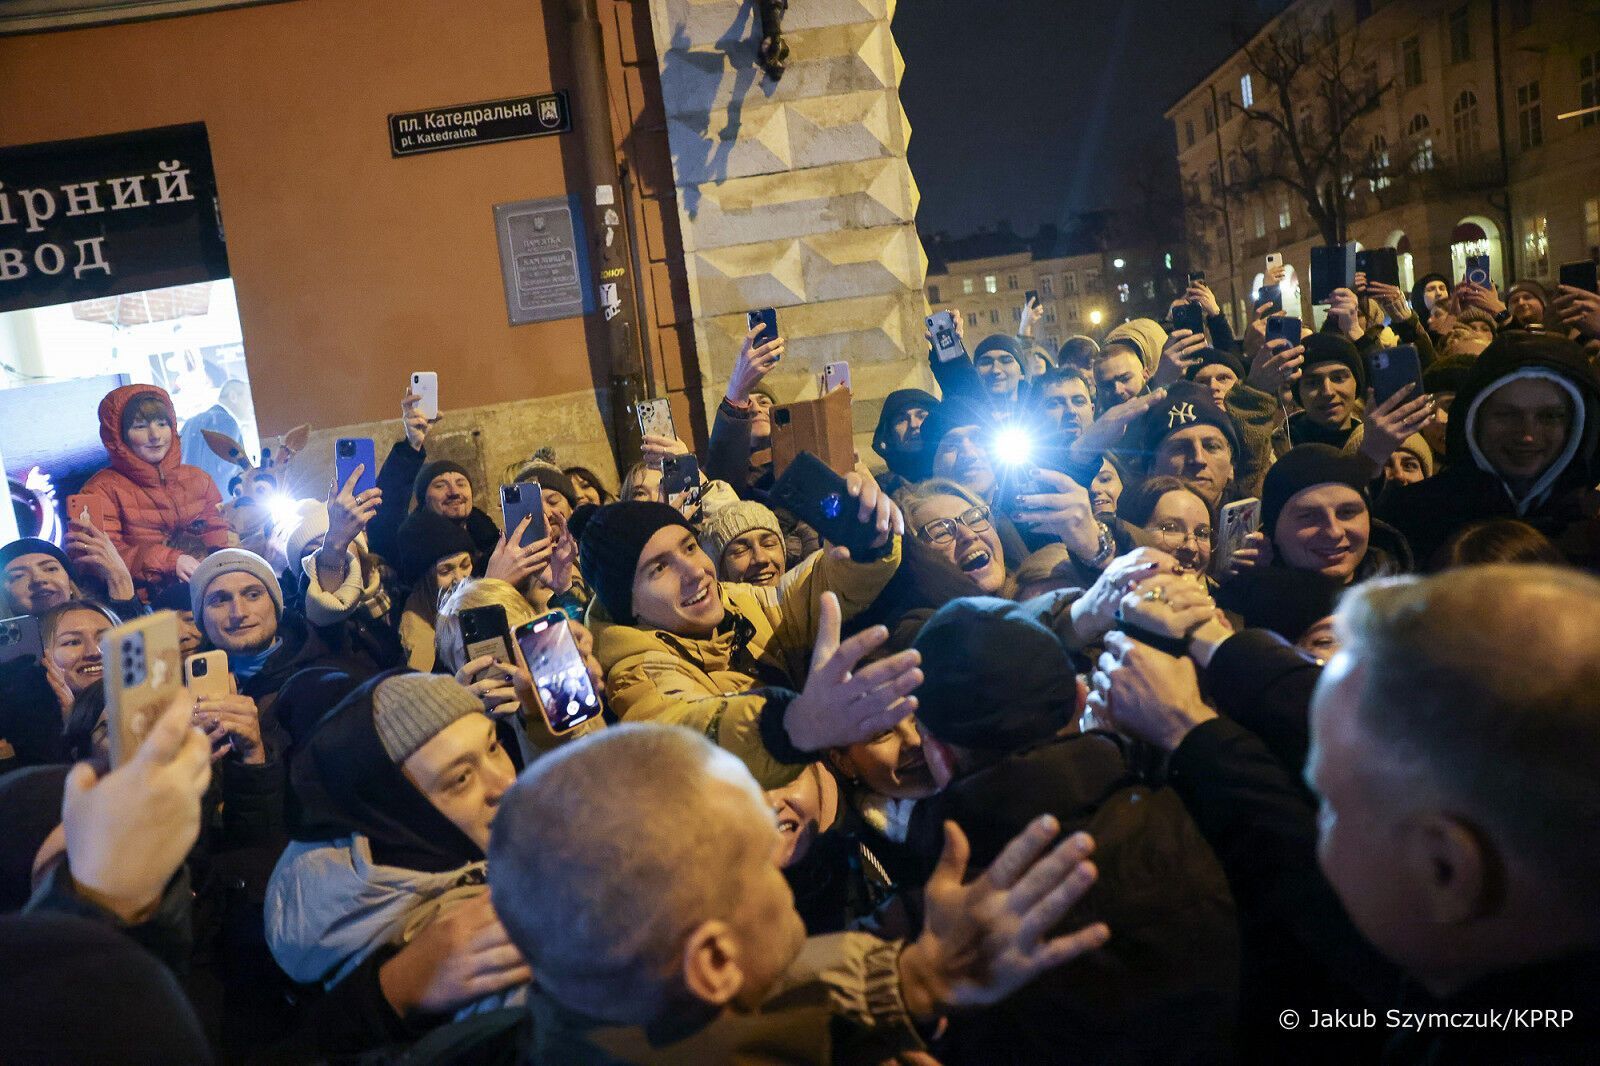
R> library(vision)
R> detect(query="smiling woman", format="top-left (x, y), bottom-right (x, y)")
top-left (41, 599), bottom-right (120, 700)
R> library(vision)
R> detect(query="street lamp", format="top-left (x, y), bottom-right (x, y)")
top-left (1112, 258), bottom-right (1125, 269)
top-left (1088, 309), bottom-right (1104, 326)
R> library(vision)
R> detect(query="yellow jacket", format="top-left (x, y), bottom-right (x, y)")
top-left (586, 541), bottom-right (901, 789)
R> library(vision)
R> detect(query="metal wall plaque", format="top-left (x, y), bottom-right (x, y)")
top-left (389, 92), bottom-right (570, 157)
top-left (493, 195), bottom-right (593, 325)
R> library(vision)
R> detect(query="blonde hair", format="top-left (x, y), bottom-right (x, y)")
top-left (435, 578), bottom-right (539, 673)
top-left (895, 478), bottom-right (987, 537)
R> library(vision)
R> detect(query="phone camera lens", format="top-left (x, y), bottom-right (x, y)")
top-left (821, 493), bottom-right (843, 520)
top-left (192, 659), bottom-right (207, 677)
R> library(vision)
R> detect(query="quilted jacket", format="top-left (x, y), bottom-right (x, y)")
top-left (80, 384), bottom-right (229, 594)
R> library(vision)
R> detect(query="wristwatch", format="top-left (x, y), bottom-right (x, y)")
top-left (1087, 520), bottom-right (1116, 569)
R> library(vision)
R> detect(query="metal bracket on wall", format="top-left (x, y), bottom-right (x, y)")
top-left (756, 0), bottom-right (789, 82)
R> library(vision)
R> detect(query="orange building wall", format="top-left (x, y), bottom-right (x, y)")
top-left (0, 0), bottom-right (667, 439)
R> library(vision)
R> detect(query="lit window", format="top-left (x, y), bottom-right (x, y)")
top-left (984, 274), bottom-right (998, 294)
top-left (1164, 252), bottom-right (1174, 269)
top-left (1278, 197), bottom-right (1292, 229)
top-left (1117, 282), bottom-right (1130, 304)
top-left (1240, 74), bottom-right (1254, 108)
top-left (1369, 134), bottom-right (1391, 191)
top-left (1523, 216), bottom-right (1549, 276)
top-left (962, 277), bottom-right (974, 295)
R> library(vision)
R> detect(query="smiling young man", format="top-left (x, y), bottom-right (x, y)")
top-left (579, 493), bottom-right (911, 790)
top-left (700, 501), bottom-right (791, 588)
top-left (1379, 332), bottom-right (1600, 566)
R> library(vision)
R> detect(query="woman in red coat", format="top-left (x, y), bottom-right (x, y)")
top-left (79, 384), bottom-right (230, 598)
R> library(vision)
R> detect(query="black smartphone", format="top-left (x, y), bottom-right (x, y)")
top-left (0, 614), bottom-right (43, 666)
top-left (500, 483), bottom-right (548, 548)
top-left (1170, 302), bottom-right (1205, 335)
top-left (1187, 270), bottom-right (1206, 285)
top-left (1309, 244), bottom-right (1355, 304)
top-left (661, 454), bottom-right (700, 497)
top-left (1024, 289), bottom-right (1039, 307)
top-left (748, 308), bottom-right (779, 347)
top-left (1255, 286), bottom-right (1283, 315)
top-left (1559, 260), bottom-right (1599, 295)
top-left (769, 450), bottom-right (880, 560)
top-left (1264, 316), bottom-right (1302, 345)
top-left (515, 613), bottom-right (604, 736)
top-left (1368, 345), bottom-right (1423, 408)
top-left (459, 604), bottom-right (515, 666)
top-left (1355, 248), bottom-right (1400, 288)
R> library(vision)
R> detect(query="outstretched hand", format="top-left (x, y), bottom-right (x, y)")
top-left (784, 592), bottom-right (923, 753)
top-left (1068, 387), bottom-right (1168, 468)
top-left (898, 817), bottom-right (1109, 1021)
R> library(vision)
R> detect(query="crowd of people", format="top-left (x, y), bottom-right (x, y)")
top-left (0, 258), bottom-right (1598, 1065)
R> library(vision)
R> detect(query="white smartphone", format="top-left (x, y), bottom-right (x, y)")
top-left (103, 612), bottom-right (184, 768)
top-left (183, 650), bottom-right (231, 700)
top-left (1216, 497), bottom-right (1262, 572)
top-left (821, 361), bottom-right (852, 395)
top-left (637, 397), bottom-right (675, 441)
top-left (410, 371), bottom-right (439, 421)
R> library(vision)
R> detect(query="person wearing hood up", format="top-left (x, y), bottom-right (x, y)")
top-left (264, 670), bottom-right (530, 1049)
top-left (78, 383), bottom-right (230, 597)
top-left (1378, 332), bottom-right (1600, 567)
top-left (870, 388), bottom-right (938, 495)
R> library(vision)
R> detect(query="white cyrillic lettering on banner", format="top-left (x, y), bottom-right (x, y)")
top-left (72, 237), bottom-right (112, 278)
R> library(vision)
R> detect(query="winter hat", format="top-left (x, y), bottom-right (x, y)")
top-left (1215, 567), bottom-right (1343, 645)
top-left (1410, 271), bottom-right (1449, 320)
top-left (285, 502), bottom-right (330, 569)
top-left (1104, 318), bottom-right (1169, 375)
top-left (698, 500), bottom-right (783, 567)
top-left (913, 597), bottom-right (1078, 752)
top-left (919, 395), bottom-right (992, 460)
top-left (371, 672), bottom-right (483, 765)
top-left (0, 538), bottom-right (69, 573)
top-left (1056, 335), bottom-right (1100, 372)
top-left (511, 447), bottom-right (577, 508)
top-left (1136, 379), bottom-right (1241, 460)
top-left (413, 459), bottom-right (473, 507)
top-left (1396, 433), bottom-right (1435, 477)
top-left (577, 501), bottom-right (696, 625)
top-left (1505, 278), bottom-right (1551, 317)
top-left (972, 334), bottom-right (1023, 362)
top-left (190, 548), bottom-right (283, 619)
top-left (1260, 444), bottom-right (1372, 545)
top-left (395, 507), bottom-right (478, 585)
top-left (1295, 334), bottom-right (1366, 403)
top-left (1423, 354), bottom-right (1476, 396)
top-left (150, 582), bottom-right (193, 615)
top-left (1184, 347), bottom-right (1246, 382)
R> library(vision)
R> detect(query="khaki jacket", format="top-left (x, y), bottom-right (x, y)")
top-left (587, 541), bottom-right (901, 789)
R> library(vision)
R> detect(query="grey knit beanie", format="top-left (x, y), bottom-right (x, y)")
top-left (371, 673), bottom-right (483, 765)
top-left (698, 500), bottom-right (783, 566)
top-left (190, 548), bottom-right (283, 619)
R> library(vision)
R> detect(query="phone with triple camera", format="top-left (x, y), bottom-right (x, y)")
top-left (335, 438), bottom-right (378, 496)
top-left (103, 611), bottom-right (183, 768)
top-left (1170, 302), bottom-right (1205, 335)
top-left (515, 613), bottom-right (604, 736)
top-left (459, 604), bottom-right (515, 667)
top-left (661, 454), bottom-right (700, 498)
top-left (1264, 315), bottom-right (1302, 345)
top-left (821, 360), bottom-right (852, 395)
top-left (926, 310), bottom-right (967, 363)
top-left (410, 372), bottom-right (439, 421)
top-left (1215, 498), bottom-right (1261, 574)
top-left (770, 450), bottom-right (880, 560)
top-left (1369, 345), bottom-right (1423, 409)
top-left (0, 614), bottom-right (43, 667)
top-left (748, 307), bottom-right (779, 348)
top-left (1559, 260), bottom-right (1599, 295)
top-left (499, 483), bottom-right (548, 548)
top-left (183, 650), bottom-right (231, 700)
top-left (636, 397), bottom-right (675, 441)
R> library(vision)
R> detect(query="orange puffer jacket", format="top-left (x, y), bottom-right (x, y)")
top-left (80, 384), bottom-right (230, 594)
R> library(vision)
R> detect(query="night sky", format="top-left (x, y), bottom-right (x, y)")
top-left (896, 1), bottom-right (1277, 237)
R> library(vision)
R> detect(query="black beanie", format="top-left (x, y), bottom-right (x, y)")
top-left (1261, 444), bottom-right (1372, 545)
top-left (1215, 567), bottom-right (1343, 644)
top-left (1136, 379), bottom-right (1241, 460)
top-left (413, 459), bottom-right (473, 506)
top-left (395, 507), bottom-right (478, 585)
top-left (0, 537), bottom-right (69, 573)
top-left (912, 597), bottom-right (1078, 752)
top-left (919, 395), bottom-right (992, 460)
top-left (1422, 353), bottom-right (1476, 395)
top-left (578, 501), bottom-right (696, 625)
top-left (1295, 334), bottom-right (1366, 403)
top-left (1184, 347), bottom-right (1246, 382)
top-left (972, 334), bottom-right (1023, 362)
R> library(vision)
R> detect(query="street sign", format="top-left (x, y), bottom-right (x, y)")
top-left (389, 92), bottom-right (571, 157)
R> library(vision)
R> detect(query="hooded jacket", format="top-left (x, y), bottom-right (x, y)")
top-left (1378, 333), bottom-right (1600, 567)
top-left (1103, 318), bottom-right (1169, 377)
top-left (871, 389), bottom-right (939, 487)
top-left (80, 384), bottom-right (229, 591)
top-left (586, 541), bottom-right (900, 790)
top-left (266, 671), bottom-right (526, 1014)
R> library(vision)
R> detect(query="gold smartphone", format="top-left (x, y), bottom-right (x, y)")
top-left (102, 611), bottom-right (184, 767)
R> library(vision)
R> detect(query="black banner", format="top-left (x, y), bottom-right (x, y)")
top-left (388, 92), bottom-right (571, 157)
top-left (0, 123), bottom-right (229, 315)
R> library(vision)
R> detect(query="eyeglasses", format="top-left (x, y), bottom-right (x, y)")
top-left (1147, 520), bottom-right (1213, 546)
top-left (916, 505), bottom-right (993, 546)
